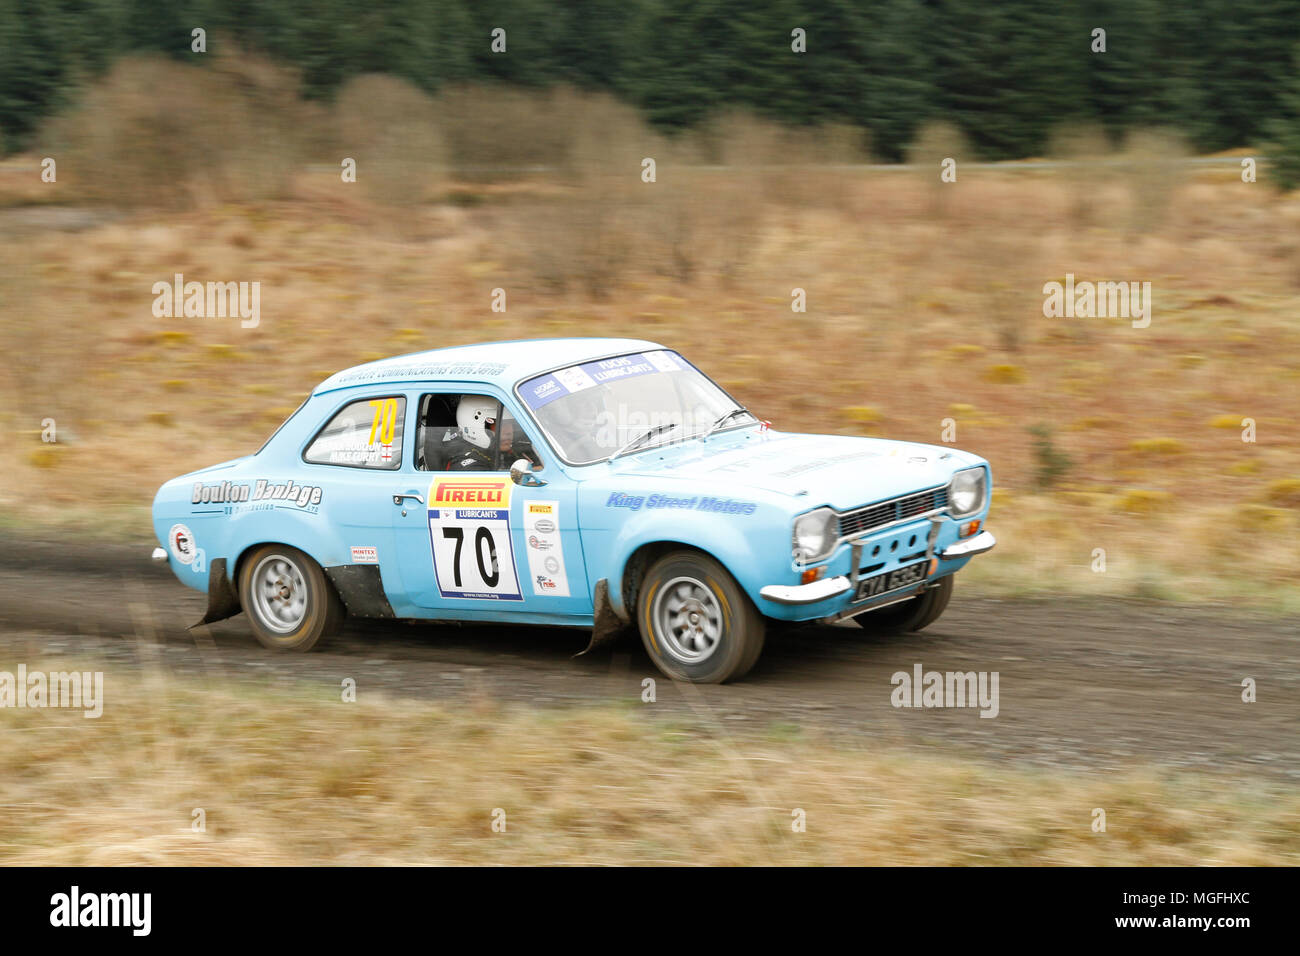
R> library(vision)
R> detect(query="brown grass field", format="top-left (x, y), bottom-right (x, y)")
top-left (1, 660), bottom-right (1297, 865)
top-left (1, 70), bottom-right (1298, 611)
top-left (0, 61), bottom-right (1297, 867)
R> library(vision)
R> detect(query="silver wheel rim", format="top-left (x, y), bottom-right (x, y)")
top-left (653, 575), bottom-right (724, 663)
top-left (249, 553), bottom-right (309, 635)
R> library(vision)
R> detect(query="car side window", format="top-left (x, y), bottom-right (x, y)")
top-left (415, 393), bottom-right (542, 472)
top-left (304, 396), bottom-right (405, 470)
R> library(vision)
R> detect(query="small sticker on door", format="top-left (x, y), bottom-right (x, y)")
top-left (523, 501), bottom-right (569, 596)
top-left (350, 546), bottom-right (378, 564)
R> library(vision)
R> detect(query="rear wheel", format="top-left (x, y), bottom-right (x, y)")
top-left (637, 551), bottom-right (764, 683)
top-left (854, 574), bottom-right (953, 635)
top-left (238, 544), bottom-right (343, 651)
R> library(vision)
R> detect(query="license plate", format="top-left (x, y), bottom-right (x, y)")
top-left (853, 562), bottom-right (928, 602)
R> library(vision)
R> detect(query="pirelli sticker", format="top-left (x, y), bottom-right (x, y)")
top-left (523, 501), bottom-right (569, 597)
top-left (426, 477), bottom-right (522, 601)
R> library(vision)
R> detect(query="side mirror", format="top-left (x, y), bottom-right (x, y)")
top-left (510, 458), bottom-right (547, 487)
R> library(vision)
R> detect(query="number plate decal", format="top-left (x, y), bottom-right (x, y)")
top-left (427, 477), bottom-right (523, 601)
top-left (853, 561), bottom-right (928, 602)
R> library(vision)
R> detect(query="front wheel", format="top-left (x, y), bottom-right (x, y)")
top-left (854, 574), bottom-right (953, 635)
top-left (238, 544), bottom-right (344, 651)
top-left (637, 551), bottom-right (765, 683)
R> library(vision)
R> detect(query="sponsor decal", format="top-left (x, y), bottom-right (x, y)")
top-left (324, 361), bottom-right (509, 389)
top-left (519, 351), bottom-right (684, 410)
top-left (427, 477), bottom-right (522, 601)
top-left (604, 492), bottom-right (757, 516)
top-left (192, 479), bottom-right (323, 510)
top-left (350, 546), bottom-right (379, 564)
top-left (553, 365), bottom-right (597, 393)
top-left (168, 523), bottom-right (196, 565)
top-left (432, 479), bottom-right (509, 506)
top-left (522, 501), bottom-right (570, 596)
top-left (766, 448), bottom-right (884, 478)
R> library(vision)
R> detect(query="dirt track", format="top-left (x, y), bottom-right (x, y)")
top-left (0, 535), bottom-right (1295, 780)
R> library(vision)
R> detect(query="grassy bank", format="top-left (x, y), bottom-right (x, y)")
top-left (1, 665), bottom-right (1297, 865)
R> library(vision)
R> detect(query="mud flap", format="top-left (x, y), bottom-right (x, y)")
top-left (190, 558), bottom-right (241, 629)
top-left (575, 578), bottom-right (630, 657)
top-left (324, 564), bottom-right (395, 619)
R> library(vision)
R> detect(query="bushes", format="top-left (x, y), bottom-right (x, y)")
top-left (39, 52), bottom-right (309, 209)
top-left (334, 75), bottom-right (445, 207)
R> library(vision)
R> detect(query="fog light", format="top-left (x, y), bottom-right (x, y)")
top-left (801, 566), bottom-right (825, 585)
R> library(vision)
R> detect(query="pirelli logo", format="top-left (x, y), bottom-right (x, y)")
top-left (528, 503), bottom-right (553, 514)
top-left (430, 478), bottom-right (511, 507)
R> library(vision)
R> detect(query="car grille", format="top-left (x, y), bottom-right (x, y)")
top-left (837, 487), bottom-right (948, 539)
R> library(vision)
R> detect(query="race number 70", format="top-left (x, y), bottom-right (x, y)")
top-left (441, 526), bottom-right (499, 588)
top-left (368, 398), bottom-right (399, 446)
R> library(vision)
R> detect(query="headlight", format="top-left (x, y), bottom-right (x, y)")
top-left (948, 468), bottom-right (987, 518)
top-left (792, 508), bottom-right (837, 563)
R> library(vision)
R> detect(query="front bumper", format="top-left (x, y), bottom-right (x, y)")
top-left (759, 529), bottom-right (996, 608)
top-left (937, 530), bottom-right (996, 560)
top-left (758, 575), bottom-right (851, 605)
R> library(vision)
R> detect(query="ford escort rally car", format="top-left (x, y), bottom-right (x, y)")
top-left (152, 337), bottom-right (995, 683)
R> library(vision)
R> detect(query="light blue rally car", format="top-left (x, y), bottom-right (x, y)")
top-left (152, 338), bottom-right (994, 683)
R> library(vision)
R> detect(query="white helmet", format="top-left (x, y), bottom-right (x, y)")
top-left (456, 395), bottom-right (498, 450)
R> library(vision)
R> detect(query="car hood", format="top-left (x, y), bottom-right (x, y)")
top-left (610, 430), bottom-right (976, 510)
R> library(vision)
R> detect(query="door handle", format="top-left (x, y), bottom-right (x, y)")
top-left (393, 493), bottom-right (424, 506)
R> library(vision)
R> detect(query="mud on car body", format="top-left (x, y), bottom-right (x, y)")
top-left (152, 337), bottom-right (995, 683)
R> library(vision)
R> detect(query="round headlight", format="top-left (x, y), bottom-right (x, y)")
top-left (793, 508), bottom-right (837, 562)
top-left (949, 469), bottom-right (986, 517)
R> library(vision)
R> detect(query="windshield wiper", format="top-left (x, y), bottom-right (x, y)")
top-left (702, 407), bottom-right (751, 441)
top-left (610, 422), bottom-right (679, 460)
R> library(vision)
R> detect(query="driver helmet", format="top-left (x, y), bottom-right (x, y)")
top-left (456, 395), bottom-right (498, 450)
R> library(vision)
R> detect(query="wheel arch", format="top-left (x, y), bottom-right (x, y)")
top-left (615, 539), bottom-right (720, 621)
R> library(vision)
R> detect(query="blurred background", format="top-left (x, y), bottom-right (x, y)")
top-left (0, 1), bottom-right (1297, 865)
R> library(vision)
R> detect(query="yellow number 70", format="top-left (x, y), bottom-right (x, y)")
top-left (368, 399), bottom-right (398, 445)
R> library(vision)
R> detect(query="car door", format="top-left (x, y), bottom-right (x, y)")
top-left (299, 391), bottom-right (412, 593)
top-left (391, 387), bottom-right (592, 621)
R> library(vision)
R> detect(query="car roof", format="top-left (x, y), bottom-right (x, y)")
top-left (313, 337), bottom-right (666, 395)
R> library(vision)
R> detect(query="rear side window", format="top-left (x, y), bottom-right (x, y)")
top-left (304, 396), bottom-right (406, 470)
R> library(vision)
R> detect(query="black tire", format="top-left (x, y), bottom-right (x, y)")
top-left (636, 550), bottom-right (765, 683)
top-left (854, 574), bottom-right (954, 635)
top-left (238, 544), bottom-right (344, 651)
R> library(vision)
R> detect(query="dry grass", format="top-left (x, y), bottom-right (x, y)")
top-left (1, 663), bottom-right (1295, 865)
top-left (1, 78), bottom-right (1298, 609)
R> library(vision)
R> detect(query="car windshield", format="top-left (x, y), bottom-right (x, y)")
top-left (517, 350), bottom-right (753, 465)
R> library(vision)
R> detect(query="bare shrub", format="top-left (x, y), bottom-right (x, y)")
top-left (434, 85), bottom-right (573, 182)
top-left (904, 120), bottom-right (970, 218)
top-left (1047, 122), bottom-right (1114, 226)
top-left (1121, 128), bottom-right (1189, 233)
top-left (334, 75), bottom-right (445, 207)
top-left (38, 51), bottom-right (308, 209)
top-left (509, 90), bottom-right (665, 295)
